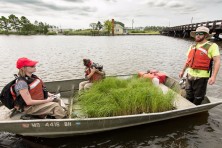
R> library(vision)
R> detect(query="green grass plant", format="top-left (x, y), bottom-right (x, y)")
top-left (74, 76), bottom-right (175, 118)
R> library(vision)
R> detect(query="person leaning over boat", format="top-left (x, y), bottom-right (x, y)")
top-left (179, 26), bottom-right (220, 105)
top-left (14, 57), bottom-right (66, 119)
top-left (79, 59), bottom-right (105, 91)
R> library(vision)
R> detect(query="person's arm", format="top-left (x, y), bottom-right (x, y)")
top-left (179, 63), bottom-right (188, 78)
top-left (86, 67), bottom-right (96, 79)
top-left (208, 55), bottom-right (220, 85)
top-left (19, 88), bottom-right (54, 105)
top-left (179, 46), bottom-right (191, 78)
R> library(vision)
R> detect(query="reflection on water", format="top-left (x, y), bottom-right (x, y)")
top-left (0, 35), bottom-right (222, 147)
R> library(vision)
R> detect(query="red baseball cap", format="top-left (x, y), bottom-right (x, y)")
top-left (16, 57), bottom-right (38, 69)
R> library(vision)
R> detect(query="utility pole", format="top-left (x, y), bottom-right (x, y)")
top-left (132, 19), bottom-right (134, 29)
top-left (191, 17), bottom-right (193, 24)
top-left (112, 19), bottom-right (114, 36)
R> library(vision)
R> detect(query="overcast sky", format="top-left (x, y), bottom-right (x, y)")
top-left (0, 0), bottom-right (221, 29)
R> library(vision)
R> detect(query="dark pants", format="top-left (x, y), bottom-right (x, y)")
top-left (185, 77), bottom-right (208, 105)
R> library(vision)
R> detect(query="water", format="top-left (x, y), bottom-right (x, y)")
top-left (0, 35), bottom-right (222, 147)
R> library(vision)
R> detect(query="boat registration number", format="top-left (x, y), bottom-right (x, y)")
top-left (21, 122), bottom-right (72, 128)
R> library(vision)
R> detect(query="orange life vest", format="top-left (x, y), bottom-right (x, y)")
top-left (28, 78), bottom-right (45, 100)
top-left (186, 42), bottom-right (212, 70)
top-left (90, 73), bottom-right (103, 82)
top-left (85, 68), bottom-right (103, 83)
top-left (11, 77), bottom-right (45, 101)
top-left (10, 76), bottom-right (45, 110)
top-left (138, 70), bottom-right (166, 83)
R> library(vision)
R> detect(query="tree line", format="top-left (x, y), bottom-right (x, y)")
top-left (144, 26), bottom-right (166, 32)
top-left (0, 14), bottom-right (56, 35)
top-left (88, 20), bottom-right (125, 36)
top-left (64, 20), bottom-right (115, 36)
top-left (89, 20), bottom-right (115, 36)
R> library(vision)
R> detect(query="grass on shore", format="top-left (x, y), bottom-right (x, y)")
top-left (129, 30), bottom-right (160, 35)
top-left (63, 29), bottom-right (109, 36)
top-left (74, 76), bottom-right (175, 118)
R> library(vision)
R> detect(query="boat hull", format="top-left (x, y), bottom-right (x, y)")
top-left (0, 101), bottom-right (221, 138)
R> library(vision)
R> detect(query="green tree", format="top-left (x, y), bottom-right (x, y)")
top-left (38, 22), bottom-right (45, 34)
top-left (0, 16), bottom-right (10, 32)
top-left (8, 14), bottom-right (21, 32)
top-left (103, 20), bottom-right (112, 35)
top-left (144, 26), bottom-right (166, 32)
top-left (0, 14), bottom-right (56, 35)
top-left (96, 21), bottom-right (103, 30)
top-left (20, 16), bottom-right (34, 34)
top-left (96, 21), bottom-right (103, 35)
top-left (90, 23), bottom-right (97, 35)
top-left (43, 23), bottom-right (49, 34)
top-left (90, 23), bottom-right (97, 30)
top-left (34, 20), bottom-right (40, 33)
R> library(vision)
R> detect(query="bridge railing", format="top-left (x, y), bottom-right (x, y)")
top-left (163, 20), bottom-right (222, 32)
top-left (161, 20), bottom-right (222, 40)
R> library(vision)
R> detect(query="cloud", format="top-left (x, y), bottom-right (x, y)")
top-left (155, 1), bottom-right (168, 7)
top-left (0, 0), bottom-right (96, 12)
top-left (0, 0), bottom-right (221, 28)
top-left (0, 0), bottom-right (43, 5)
top-left (167, 1), bottom-right (184, 8)
top-left (63, 0), bottom-right (84, 2)
top-left (147, 0), bottom-right (184, 8)
top-left (105, 0), bottom-right (117, 2)
top-left (0, 0), bottom-right (97, 18)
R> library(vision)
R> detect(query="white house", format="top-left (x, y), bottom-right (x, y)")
top-left (114, 23), bottom-right (124, 35)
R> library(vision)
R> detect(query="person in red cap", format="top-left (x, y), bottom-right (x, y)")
top-left (179, 26), bottom-right (220, 105)
top-left (14, 57), bottom-right (66, 119)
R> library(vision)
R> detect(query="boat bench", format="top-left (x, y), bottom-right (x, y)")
top-left (158, 84), bottom-right (196, 109)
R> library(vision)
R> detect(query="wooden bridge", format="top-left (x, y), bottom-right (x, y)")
top-left (161, 20), bottom-right (222, 40)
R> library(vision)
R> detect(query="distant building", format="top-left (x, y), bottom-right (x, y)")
top-left (114, 23), bottom-right (124, 35)
top-left (48, 27), bottom-right (60, 34)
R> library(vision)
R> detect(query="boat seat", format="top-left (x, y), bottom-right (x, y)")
top-left (158, 84), bottom-right (196, 109)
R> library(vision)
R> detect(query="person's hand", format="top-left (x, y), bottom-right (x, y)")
top-left (179, 71), bottom-right (184, 78)
top-left (95, 69), bottom-right (100, 73)
top-left (208, 77), bottom-right (216, 85)
top-left (46, 96), bottom-right (54, 102)
top-left (91, 67), bottom-right (96, 73)
top-left (48, 92), bottom-right (54, 97)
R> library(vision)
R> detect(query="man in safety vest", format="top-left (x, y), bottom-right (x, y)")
top-left (179, 26), bottom-right (220, 105)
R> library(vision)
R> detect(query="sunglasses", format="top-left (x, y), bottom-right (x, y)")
top-left (195, 32), bottom-right (205, 36)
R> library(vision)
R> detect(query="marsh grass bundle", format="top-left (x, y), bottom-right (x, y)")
top-left (76, 76), bottom-right (175, 117)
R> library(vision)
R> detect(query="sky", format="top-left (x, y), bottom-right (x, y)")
top-left (0, 0), bottom-right (221, 29)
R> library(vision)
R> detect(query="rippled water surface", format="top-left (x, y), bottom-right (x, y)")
top-left (0, 35), bottom-right (222, 148)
